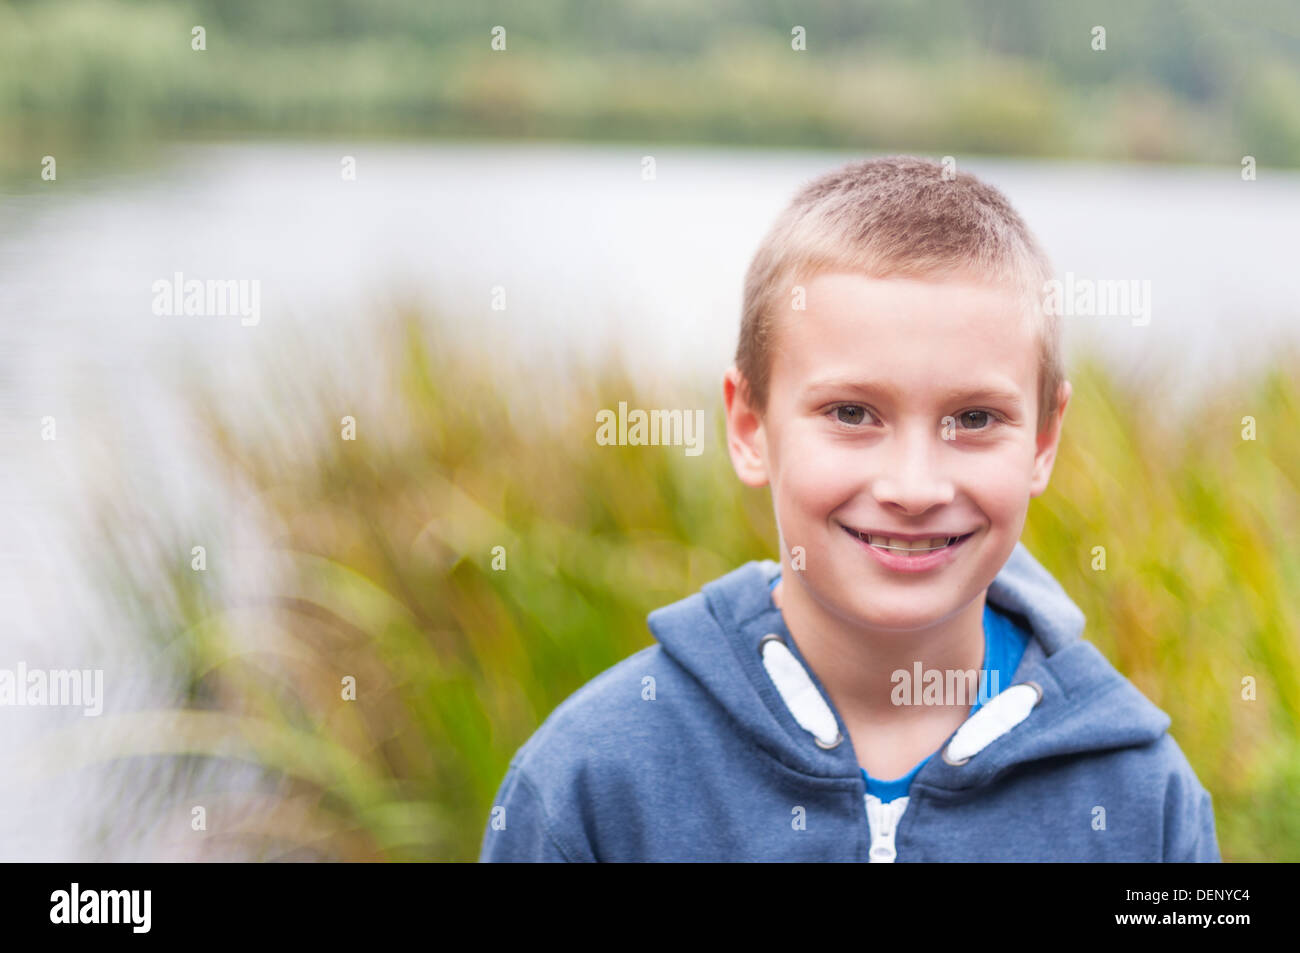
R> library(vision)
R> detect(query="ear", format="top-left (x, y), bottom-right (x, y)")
top-left (723, 365), bottom-right (771, 487)
top-left (1029, 379), bottom-right (1071, 498)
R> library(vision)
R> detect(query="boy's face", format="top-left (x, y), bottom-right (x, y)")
top-left (724, 270), bottom-right (1070, 633)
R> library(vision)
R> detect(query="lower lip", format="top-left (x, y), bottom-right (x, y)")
top-left (842, 525), bottom-right (974, 573)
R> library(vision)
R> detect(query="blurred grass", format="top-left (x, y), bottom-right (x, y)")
top-left (74, 307), bottom-right (1300, 861)
top-left (1021, 353), bottom-right (1300, 861)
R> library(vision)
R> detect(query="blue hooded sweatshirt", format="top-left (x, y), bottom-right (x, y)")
top-left (479, 543), bottom-right (1221, 862)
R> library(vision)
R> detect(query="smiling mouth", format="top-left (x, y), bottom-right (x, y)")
top-left (842, 525), bottom-right (975, 553)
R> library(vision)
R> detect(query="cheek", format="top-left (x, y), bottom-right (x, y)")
top-left (774, 431), bottom-right (859, 517)
top-left (960, 443), bottom-right (1036, 518)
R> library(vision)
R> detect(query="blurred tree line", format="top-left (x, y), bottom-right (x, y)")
top-left (1, 0), bottom-right (1298, 165)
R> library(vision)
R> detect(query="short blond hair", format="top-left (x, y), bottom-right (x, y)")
top-left (736, 155), bottom-right (1063, 432)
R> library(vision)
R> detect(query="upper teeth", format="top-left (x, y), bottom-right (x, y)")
top-left (861, 533), bottom-right (956, 551)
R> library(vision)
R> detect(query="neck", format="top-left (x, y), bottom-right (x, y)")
top-left (771, 571), bottom-right (986, 723)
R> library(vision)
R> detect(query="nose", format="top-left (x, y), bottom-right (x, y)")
top-left (870, 422), bottom-right (955, 515)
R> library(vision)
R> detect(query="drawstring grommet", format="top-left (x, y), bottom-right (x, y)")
top-left (941, 746), bottom-right (970, 767)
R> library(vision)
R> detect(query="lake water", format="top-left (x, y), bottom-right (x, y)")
top-left (2, 141), bottom-right (1298, 859)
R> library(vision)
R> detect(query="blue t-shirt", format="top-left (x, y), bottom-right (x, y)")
top-left (767, 572), bottom-right (1030, 802)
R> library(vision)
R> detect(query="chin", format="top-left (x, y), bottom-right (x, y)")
top-left (828, 594), bottom-right (951, 633)
top-left (859, 609), bottom-right (952, 633)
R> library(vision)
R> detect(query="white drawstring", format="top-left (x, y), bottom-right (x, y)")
top-left (942, 682), bottom-right (1043, 764)
top-left (759, 635), bottom-right (841, 748)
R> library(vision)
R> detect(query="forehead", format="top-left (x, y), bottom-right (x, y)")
top-left (771, 271), bottom-right (1038, 401)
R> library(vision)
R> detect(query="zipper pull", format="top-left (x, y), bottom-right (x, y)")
top-left (864, 793), bottom-right (909, 863)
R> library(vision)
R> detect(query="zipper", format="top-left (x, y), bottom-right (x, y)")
top-left (864, 793), bottom-right (908, 862)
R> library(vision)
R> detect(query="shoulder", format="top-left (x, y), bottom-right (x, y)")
top-left (1141, 731), bottom-right (1220, 861)
top-left (1090, 723), bottom-right (1208, 796)
top-left (486, 643), bottom-right (713, 858)
top-left (514, 644), bottom-right (680, 770)
top-left (1061, 683), bottom-right (1220, 861)
top-left (1012, 634), bottom-right (1221, 860)
top-left (1093, 729), bottom-right (1220, 861)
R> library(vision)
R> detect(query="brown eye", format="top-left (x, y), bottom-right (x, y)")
top-left (959, 411), bottom-right (991, 429)
top-left (835, 405), bottom-right (868, 426)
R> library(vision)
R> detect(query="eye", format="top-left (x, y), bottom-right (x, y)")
top-left (957, 410), bottom-right (995, 430)
top-left (828, 404), bottom-right (876, 428)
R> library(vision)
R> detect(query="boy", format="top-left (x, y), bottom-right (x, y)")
top-left (479, 156), bottom-right (1220, 862)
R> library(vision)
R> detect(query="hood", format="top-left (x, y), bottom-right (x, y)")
top-left (645, 542), bottom-right (1173, 792)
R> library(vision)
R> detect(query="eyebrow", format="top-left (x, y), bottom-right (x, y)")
top-left (803, 377), bottom-right (1025, 408)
